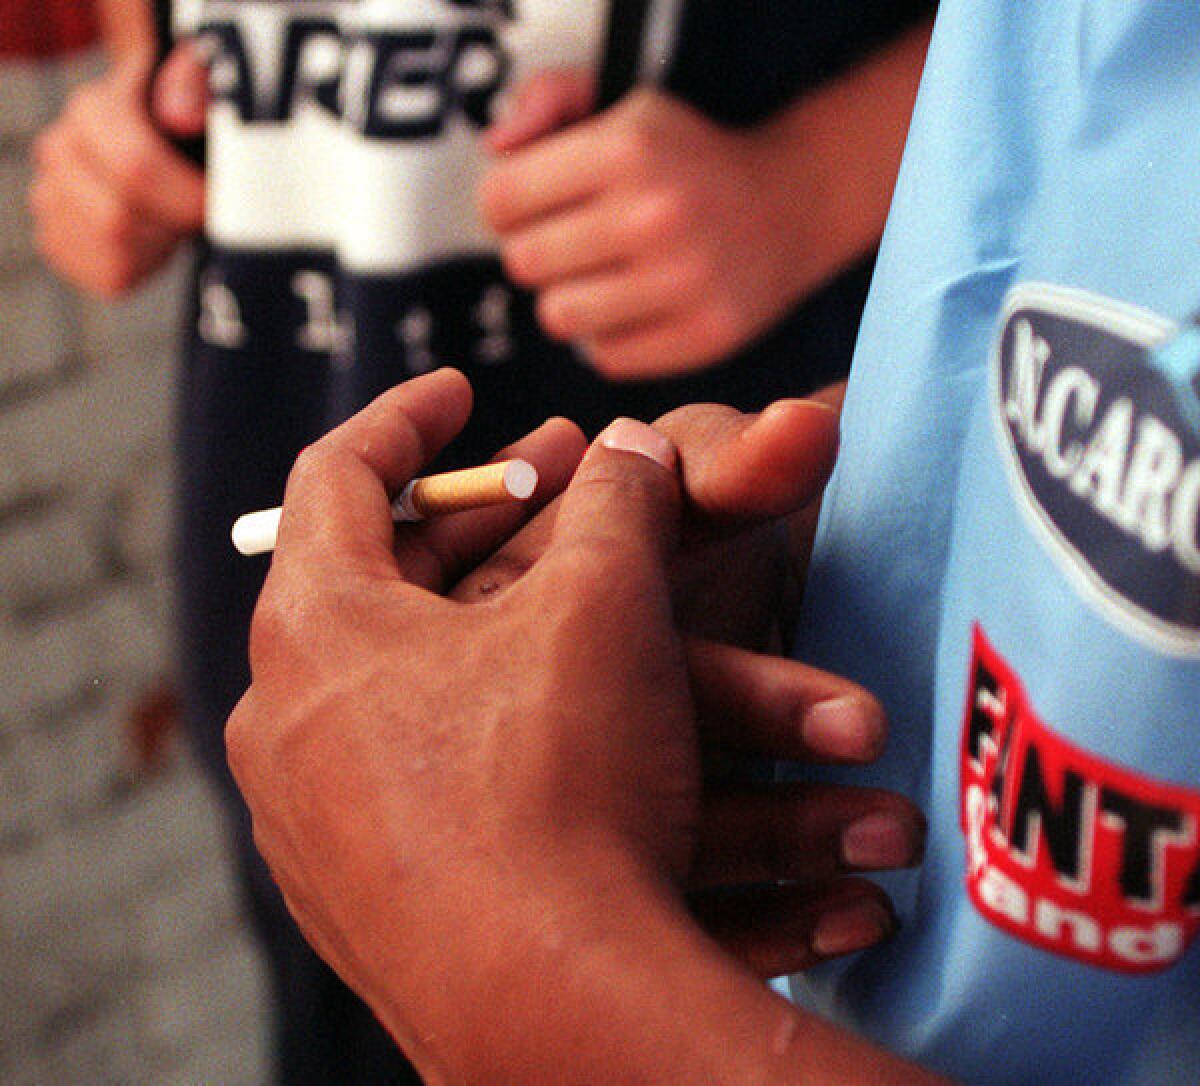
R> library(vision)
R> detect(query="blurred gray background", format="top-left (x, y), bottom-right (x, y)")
top-left (1, 46), bottom-right (271, 1084)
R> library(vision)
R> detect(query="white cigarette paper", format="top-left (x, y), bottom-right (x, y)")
top-left (230, 459), bottom-right (538, 557)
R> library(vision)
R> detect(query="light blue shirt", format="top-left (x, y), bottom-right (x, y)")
top-left (792, 3), bottom-right (1200, 1081)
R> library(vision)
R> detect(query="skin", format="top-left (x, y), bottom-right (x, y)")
top-left (479, 19), bottom-right (932, 379)
top-left (28, 5), bottom-right (207, 298)
top-left (227, 370), bottom-right (948, 1085)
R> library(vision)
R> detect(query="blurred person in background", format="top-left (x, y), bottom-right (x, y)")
top-left (29, 1), bottom-right (933, 1080)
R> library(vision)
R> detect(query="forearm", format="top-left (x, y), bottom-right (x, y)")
top-left (375, 859), bottom-right (943, 1085)
top-left (750, 18), bottom-right (933, 301)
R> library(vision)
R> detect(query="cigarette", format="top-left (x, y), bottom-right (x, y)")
top-left (230, 458), bottom-right (539, 557)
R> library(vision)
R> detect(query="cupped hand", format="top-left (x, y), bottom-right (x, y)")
top-left (450, 394), bottom-right (923, 978)
top-left (226, 372), bottom-right (924, 1077)
top-left (480, 70), bottom-right (806, 378)
top-left (227, 370), bottom-right (700, 1071)
top-left (29, 41), bottom-right (207, 296)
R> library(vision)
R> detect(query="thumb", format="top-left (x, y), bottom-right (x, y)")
top-left (484, 68), bottom-right (595, 153)
top-left (151, 41), bottom-right (210, 138)
top-left (548, 417), bottom-right (682, 579)
top-left (654, 399), bottom-right (841, 528)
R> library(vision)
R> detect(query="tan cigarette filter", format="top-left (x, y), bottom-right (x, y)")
top-left (392, 459), bottom-right (538, 522)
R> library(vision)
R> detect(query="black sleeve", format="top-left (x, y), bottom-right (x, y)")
top-left (666, 0), bottom-right (937, 125)
top-left (153, 0), bottom-right (174, 60)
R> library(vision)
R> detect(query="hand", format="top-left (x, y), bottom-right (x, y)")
top-left (29, 41), bottom-right (207, 297)
top-left (227, 372), bottom-right (926, 1083)
top-left (228, 370), bottom-right (700, 1078)
top-left (480, 71), bottom-right (807, 379)
top-left (451, 394), bottom-right (921, 978)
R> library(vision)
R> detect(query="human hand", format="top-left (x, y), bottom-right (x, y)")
top-left (29, 41), bottom-right (207, 297)
top-left (227, 372), bottom-right (924, 1082)
top-left (227, 370), bottom-right (702, 1076)
top-left (480, 70), bottom-right (807, 378)
top-left (450, 393), bottom-right (922, 978)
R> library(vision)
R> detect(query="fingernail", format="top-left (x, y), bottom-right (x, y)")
top-left (812, 899), bottom-right (893, 957)
top-left (841, 812), bottom-right (914, 869)
top-left (597, 418), bottom-right (676, 470)
top-left (802, 696), bottom-right (884, 762)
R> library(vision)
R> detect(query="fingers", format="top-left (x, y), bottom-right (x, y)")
top-left (500, 190), bottom-right (655, 289)
top-left (690, 783), bottom-right (926, 890)
top-left (449, 398), bottom-right (842, 607)
top-left (543, 418), bottom-right (681, 584)
top-left (394, 416), bottom-right (588, 591)
top-left (586, 309), bottom-right (748, 380)
top-left (274, 370), bottom-right (473, 576)
top-left (655, 400), bottom-right (841, 527)
top-left (29, 57), bottom-right (205, 295)
top-left (536, 258), bottom-right (703, 343)
top-left (484, 68), bottom-right (595, 154)
top-left (479, 111), bottom-right (611, 231)
top-left (152, 39), bottom-right (211, 138)
top-left (66, 60), bottom-right (205, 231)
top-left (687, 640), bottom-right (886, 763)
top-left (30, 127), bottom-right (179, 294)
top-left (694, 879), bottom-right (897, 979)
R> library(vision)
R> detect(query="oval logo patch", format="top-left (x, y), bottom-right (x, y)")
top-left (991, 283), bottom-right (1200, 655)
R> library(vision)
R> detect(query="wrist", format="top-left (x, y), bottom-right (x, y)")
top-left (399, 857), bottom-right (777, 1086)
top-left (371, 847), bottom-right (674, 1083)
top-left (313, 834), bottom-right (939, 1085)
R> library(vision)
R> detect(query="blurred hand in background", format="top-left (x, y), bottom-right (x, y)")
top-left (29, 38), bottom-right (207, 297)
top-left (480, 20), bottom-right (928, 381)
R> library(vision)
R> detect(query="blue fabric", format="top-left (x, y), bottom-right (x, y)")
top-left (792, 3), bottom-right (1200, 1082)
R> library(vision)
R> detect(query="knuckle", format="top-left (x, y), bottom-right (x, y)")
top-left (246, 575), bottom-right (309, 675)
top-left (286, 441), bottom-right (333, 497)
top-left (478, 170), bottom-right (515, 228)
top-left (501, 238), bottom-right (538, 285)
top-left (223, 701), bottom-right (251, 778)
top-left (246, 584), bottom-right (286, 670)
top-left (113, 150), bottom-right (153, 196)
top-left (548, 538), bottom-right (627, 606)
top-left (247, 554), bottom-right (341, 673)
top-left (636, 188), bottom-right (689, 241)
top-left (535, 289), bottom-right (572, 339)
top-left (224, 690), bottom-right (277, 795)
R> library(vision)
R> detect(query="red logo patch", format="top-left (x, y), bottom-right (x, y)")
top-left (960, 625), bottom-right (1200, 973)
